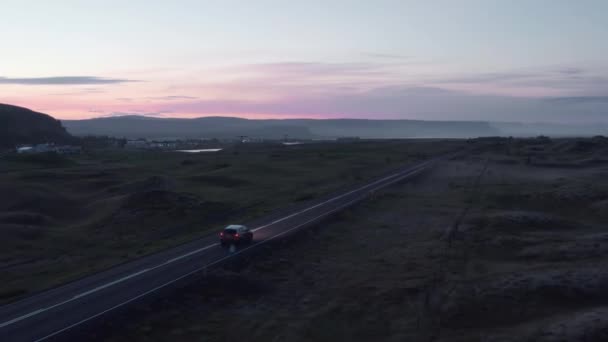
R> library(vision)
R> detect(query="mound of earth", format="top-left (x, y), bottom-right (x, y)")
top-left (470, 211), bottom-right (581, 232)
top-left (591, 199), bottom-right (608, 215)
top-left (188, 174), bottom-right (250, 187)
top-left (0, 185), bottom-right (83, 220)
top-left (108, 176), bottom-right (175, 194)
top-left (0, 103), bottom-right (74, 148)
top-left (516, 237), bottom-right (608, 261)
top-left (441, 267), bottom-right (608, 327)
top-left (0, 223), bottom-right (46, 242)
top-left (122, 190), bottom-right (202, 212)
top-left (540, 181), bottom-right (607, 202)
top-left (531, 308), bottom-right (608, 342)
top-left (555, 139), bottom-right (607, 154)
top-left (0, 212), bottom-right (55, 226)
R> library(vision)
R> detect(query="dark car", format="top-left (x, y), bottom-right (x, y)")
top-left (220, 224), bottom-right (253, 246)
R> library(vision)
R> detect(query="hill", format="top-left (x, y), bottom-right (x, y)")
top-left (0, 104), bottom-right (74, 148)
top-left (2, 103), bottom-right (605, 141)
top-left (63, 116), bottom-right (314, 139)
top-left (63, 115), bottom-right (608, 139)
top-left (62, 116), bottom-right (502, 139)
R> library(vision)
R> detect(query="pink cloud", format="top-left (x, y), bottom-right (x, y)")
top-left (2, 62), bottom-right (607, 122)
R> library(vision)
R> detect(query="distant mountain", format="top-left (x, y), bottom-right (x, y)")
top-left (296, 119), bottom-right (501, 139)
top-left (5, 105), bottom-right (602, 142)
top-left (62, 116), bottom-right (503, 139)
top-left (489, 122), bottom-right (608, 137)
top-left (63, 116), bottom-right (315, 139)
top-left (0, 104), bottom-right (74, 148)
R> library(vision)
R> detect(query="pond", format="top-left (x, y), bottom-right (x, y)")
top-left (174, 148), bottom-right (223, 153)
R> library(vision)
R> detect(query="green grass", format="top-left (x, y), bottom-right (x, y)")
top-left (99, 155), bottom-right (476, 342)
top-left (0, 139), bottom-right (461, 301)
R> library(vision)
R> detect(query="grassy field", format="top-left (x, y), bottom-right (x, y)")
top-left (91, 145), bottom-right (479, 342)
top-left (0, 139), bottom-right (460, 302)
top-left (83, 136), bottom-right (608, 342)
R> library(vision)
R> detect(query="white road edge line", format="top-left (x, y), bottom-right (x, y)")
top-left (0, 157), bottom-right (440, 333)
top-left (72, 268), bottom-right (152, 300)
top-left (0, 309), bottom-right (45, 331)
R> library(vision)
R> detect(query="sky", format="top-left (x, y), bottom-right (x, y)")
top-left (1, 0), bottom-right (607, 122)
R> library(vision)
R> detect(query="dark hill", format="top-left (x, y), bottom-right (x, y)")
top-left (62, 115), bottom-right (314, 139)
top-left (0, 104), bottom-right (74, 148)
top-left (62, 116), bottom-right (502, 139)
top-left (62, 115), bottom-right (608, 139)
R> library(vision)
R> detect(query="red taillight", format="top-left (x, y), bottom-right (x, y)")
top-left (234, 233), bottom-right (240, 238)
top-left (220, 232), bottom-right (224, 237)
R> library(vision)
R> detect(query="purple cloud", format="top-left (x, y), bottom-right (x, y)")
top-left (557, 67), bottom-right (584, 75)
top-left (50, 88), bottom-right (106, 96)
top-left (145, 84), bottom-right (608, 123)
top-left (364, 53), bottom-right (412, 60)
top-left (103, 111), bottom-right (172, 118)
top-left (145, 95), bottom-right (199, 100)
top-left (0, 76), bottom-right (136, 85)
top-left (546, 96), bottom-right (608, 104)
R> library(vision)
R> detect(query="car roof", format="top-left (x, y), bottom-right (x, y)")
top-left (225, 224), bottom-right (247, 230)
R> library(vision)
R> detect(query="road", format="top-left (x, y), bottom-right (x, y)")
top-left (0, 155), bottom-right (450, 341)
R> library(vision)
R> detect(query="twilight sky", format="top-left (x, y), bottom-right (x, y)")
top-left (1, 0), bottom-right (607, 122)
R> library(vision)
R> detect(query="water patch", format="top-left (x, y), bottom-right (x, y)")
top-left (175, 149), bottom-right (222, 153)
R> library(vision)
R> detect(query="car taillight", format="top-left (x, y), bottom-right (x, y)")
top-left (234, 233), bottom-right (240, 238)
top-left (220, 232), bottom-right (224, 237)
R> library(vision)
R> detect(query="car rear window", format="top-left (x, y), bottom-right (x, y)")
top-left (224, 229), bottom-right (237, 234)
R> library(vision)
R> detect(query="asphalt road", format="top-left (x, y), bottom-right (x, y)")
top-left (0, 155), bottom-right (450, 341)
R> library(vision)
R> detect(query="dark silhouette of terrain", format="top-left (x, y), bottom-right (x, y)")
top-left (62, 115), bottom-right (608, 139)
top-left (0, 104), bottom-right (74, 148)
top-left (62, 115), bottom-right (502, 139)
top-left (1, 103), bottom-right (606, 142)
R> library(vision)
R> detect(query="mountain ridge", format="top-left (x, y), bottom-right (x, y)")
top-left (62, 115), bottom-right (503, 139)
top-left (63, 115), bottom-right (608, 139)
top-left (2, 103), bottom-right (606, 142)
